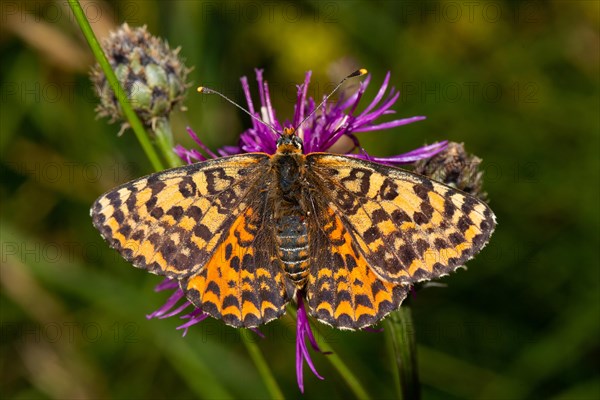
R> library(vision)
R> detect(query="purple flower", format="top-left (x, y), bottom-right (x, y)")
top-left (174, 69), bottom-right (447, 162)
top-left (152, 69), bottom-right (447, 392)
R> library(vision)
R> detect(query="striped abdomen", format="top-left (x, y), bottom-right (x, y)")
top-left (276, 215), bottom-right (309, 286)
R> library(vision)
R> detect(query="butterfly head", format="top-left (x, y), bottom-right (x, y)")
top-left (276, 127), bottom-right (304, 154)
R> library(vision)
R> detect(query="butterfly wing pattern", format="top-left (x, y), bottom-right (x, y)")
top-left (180, 195), bottom-right (295, 327)
top-left (92, 153), bottom-right (294, 327)
top-left (306, 154), bottom-right (496, 284)
top-left (300, 154), bottom-right (495, 329)
top-left (304, 203), bottom-right (409, 329)
top-left (92, 135), bottom-right (495, 330)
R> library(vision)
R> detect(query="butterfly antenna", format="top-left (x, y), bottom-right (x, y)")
top-left (197, 86), bottom-right (281, 136)
top-left (295, 68), bottom-right (368, 132)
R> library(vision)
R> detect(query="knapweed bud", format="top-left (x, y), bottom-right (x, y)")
top-left (414, 142), bottom-right (488, 201)
top-left (91, 23), bottom-right (191, 133)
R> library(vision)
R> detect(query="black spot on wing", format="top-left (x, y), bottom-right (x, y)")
top-left (399, 245), bottom-right (417, 266)
top-left (167, 206), bottom-right (184, 221)
top-left (413, 180), bottom-right (434, 200)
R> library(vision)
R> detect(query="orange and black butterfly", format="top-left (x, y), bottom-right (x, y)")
top-left (91, 128), bottom-right (495, 330)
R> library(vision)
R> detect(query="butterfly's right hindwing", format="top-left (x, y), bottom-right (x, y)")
top-left (180, 189), bottom-right (294, 328)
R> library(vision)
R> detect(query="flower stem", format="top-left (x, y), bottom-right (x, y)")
top-left (240, 331), bottom-right (284, 400)
top-left (384, 307), bottom-right (420, 400)
top-left (287, 306), bottom-right (371, 400)
top-left (385, 318), bottom-right (403, 397)
top-left (68, 0), bottom-right (165, 172)
top-left (153, 117), bottom-right (183, 168)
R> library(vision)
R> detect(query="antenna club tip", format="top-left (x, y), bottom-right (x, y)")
top-left (197, 86), bottom-right (207, 93)
top-left (347, 68), bottom-right (368, 79)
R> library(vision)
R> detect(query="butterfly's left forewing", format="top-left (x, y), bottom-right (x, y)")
top-left (305, 153), bottom-right (496, 285)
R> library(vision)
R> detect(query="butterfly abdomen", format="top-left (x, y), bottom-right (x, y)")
top-left (271, 152), bottom-right (310, 286)
top-left (276, 215), bottom-right (309, 286)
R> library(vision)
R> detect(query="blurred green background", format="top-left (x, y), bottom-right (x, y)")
top-left (1, 1), bottom-right (598, 399)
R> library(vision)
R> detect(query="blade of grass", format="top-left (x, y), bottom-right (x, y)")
top-left (384, 317), bottom-right (403, 398)
top-left (67, 0), bottom-right (165, 172)
top-left (240, 332), bottom-right (284, 400)
top-left (385, 307), bottom-right (420, 400)
top-left (417, 345), bottom-right (523, 398)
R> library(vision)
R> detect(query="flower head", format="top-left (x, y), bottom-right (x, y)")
top-left (91, 23), bottom-right (191, 133)
top-left (414, 142), bottom-right (488, 201)
top-left (175, 69), bottom-right (447, 161)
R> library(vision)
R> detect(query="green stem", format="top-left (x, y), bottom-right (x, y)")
top-left (240, 331), bottom-right (285, 400)
top-left (71, 5), bottom-right (281, 397)
top-left (287, 306), bottom-right (372, 400)
top-left (68, 0), bottom-right (165, 172)
top-left (385, 318), bottom-right (403, 398)
top-left (153, 117), bottom-right (183, 168)
top-left (384, 307), bottom-right (420, 400)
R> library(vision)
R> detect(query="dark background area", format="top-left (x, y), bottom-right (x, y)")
top-left (1, 1), bottom-right (598, 399)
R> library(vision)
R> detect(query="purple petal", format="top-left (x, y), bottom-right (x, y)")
top-left (296, 333), bottom-right (304, 393)
top-left (250, 328), bottom-right (266, 339)
top-left (352, 116), bottom-right (427, 133)
top-left (253, 69), bottom-right (279, 133)
top-left (186, 127), bottom-right (218, 159)
top-left (176, 311), bottom-right (210, 337)
top-left (148, 279), bottom-right (210, 336)
top-left (399, 141), bottom-right (448, 157)
top-left (174, 145), bottom-right (209, 164)
top-left (296, 295), bottom-right (324, 393)
top-left (293, 71), bottom-right (312, 127)
top-left (158, 301), bottom-right (192, 319)
top-left (255, 69), bottom-right (266, 111)
top-left (339, 74), bottom-right (371, 112)
top-left (359, 71), bottom-right (390, 116)
top-left (154, 278), bottom-right (180, 292)
top-left (146, 289), bottom-right (186, 319)
top-left (299, 331), bottom-right (323, 380)
top-left (218, 145), bottom-right (242, 156)
top-left (351, 141), bottom-right (448, 165)
top-left (240, 76), bottom-right (258, 129)
top-left (353, 90), bottom-right (400, 127)
top-left (262, 79), bottom-right (278, 128)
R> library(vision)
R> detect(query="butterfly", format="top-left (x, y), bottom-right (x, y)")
top-left (91, 125), bottom-right (496, 330)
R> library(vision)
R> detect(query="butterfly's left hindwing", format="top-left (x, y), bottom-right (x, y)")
top-left (91, 154), bottom-right (271, 279)
top-left (305, 154), bottom-right (496, 285)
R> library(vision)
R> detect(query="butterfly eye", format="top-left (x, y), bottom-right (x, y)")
top-left (293, 137), bottom-right (303, 150)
